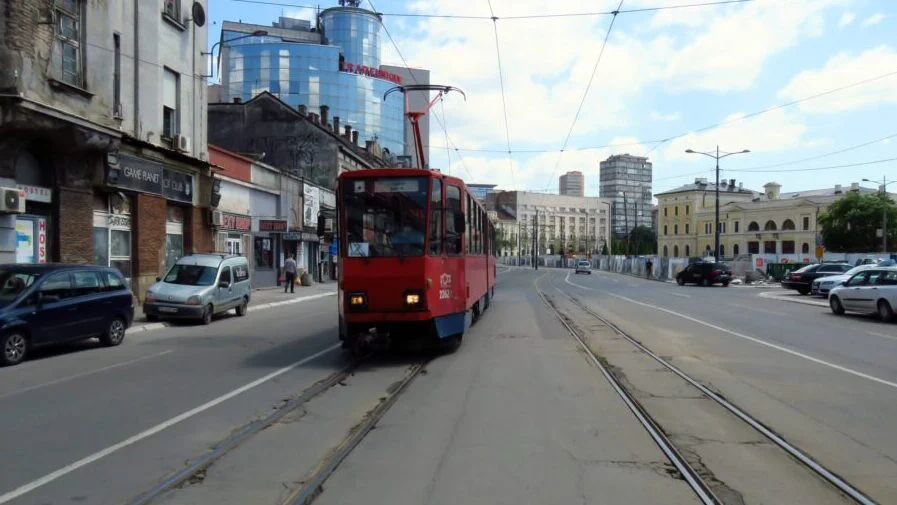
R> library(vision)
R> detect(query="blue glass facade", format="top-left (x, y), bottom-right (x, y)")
top-left (221, 10), bottom-right (405, 156)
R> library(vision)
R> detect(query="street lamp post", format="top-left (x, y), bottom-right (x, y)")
top-left (201, 30), bottom-right (268, 79)
top-left (862, 177), bottom-right (896, 254)
top-left (618, 191), bottom-right (630, 255)
top-left (685, 146), bottom-right (750, 260)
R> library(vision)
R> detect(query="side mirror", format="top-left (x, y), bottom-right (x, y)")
top-left (218, 281), bottom-right (230, 288)
top-left (156, 276), bottom-right (161, 282)
top-left (841, 281), bottom-right (848, 286)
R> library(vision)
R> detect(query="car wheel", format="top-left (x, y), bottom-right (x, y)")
top-left (236, 298), bottom-right (248, 317)
top-left (878, 300), bottom-right (895, 322)
top-left (100, 317), bottom-right (127, 347)
top-left (722, 281), bottom-right (730, 287)
top-left (703, 278), bottom-right (711, 287)
top-left (677, 277), bottom-right (684, 286)
top-left (1, 331), bottom-right (28, 366)
top-left (830, 296), bottom-right (845, 315)
top-left (798, 287), bottom-right (811, 295)
top-left (145, 314), bottom-right (158, 322)
top-left (202, 304), bottom-right (214, 325)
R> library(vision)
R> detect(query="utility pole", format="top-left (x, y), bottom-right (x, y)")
top-left (686, 146), bottom-right (750, 260)
top-left (534, 210), bottom-right (539, 270)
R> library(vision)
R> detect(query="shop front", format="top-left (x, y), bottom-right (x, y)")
top-left (216, 211), bottom-right (253, 257)
top-left (253, 218), bottom-right (287, 288)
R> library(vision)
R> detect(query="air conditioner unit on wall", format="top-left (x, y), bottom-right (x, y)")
top-left (0, 188), bottom-right (25, 214)
top-left (174, 135), bottom-right (191, 153)
top-left (209, 210), bottom-right (222, 227)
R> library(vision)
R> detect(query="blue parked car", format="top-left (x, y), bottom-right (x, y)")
top-left (0, 264), bottom-right (134, 366)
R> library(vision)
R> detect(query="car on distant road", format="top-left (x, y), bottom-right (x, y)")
top-left (575, 260), bottom-right (592, 274)
top-left (0, 264), bottom-right (134, 366)
top-left (828, 267), bottom-right (897, 321)
top-left (781, 263), bottom-right (851, 295)
top-left (811, 264), bottom-right (880, 297)
top-left (676, 261), bottom-right (732, 287)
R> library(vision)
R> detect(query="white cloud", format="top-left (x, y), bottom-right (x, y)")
top-left (839, 12), bottom-right (856, 27)
top-left (862, 13), bottom-right (886, 26)
top-left (777, 45), bottom-right (897, 113)
top-left (650, 111), bottom-right (680, 122)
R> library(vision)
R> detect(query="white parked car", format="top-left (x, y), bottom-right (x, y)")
top-left (811, 264), bottom-right (879, 297)
top-left (575, 260), bottom-right (592, 274)
top-left (828, 267), bottom-right (897, 321)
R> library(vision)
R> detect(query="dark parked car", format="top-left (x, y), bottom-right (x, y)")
top-left (781, 263), bottom-right (851, 295)
top-left (0, 264), bottom-right (134, 366)
top-left (676, 261), bottom-right (732, 287)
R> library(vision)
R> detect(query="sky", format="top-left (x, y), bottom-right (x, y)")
top-left (209, 0), bottom-right (897, 200)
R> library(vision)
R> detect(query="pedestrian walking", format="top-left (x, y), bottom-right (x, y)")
top-left (646, 259), bottom-right (653, 279)
top-left (283, 254), bottom-right (297, 293)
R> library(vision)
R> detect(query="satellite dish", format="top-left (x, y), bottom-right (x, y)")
top-left (192, 2), bottom-right (206, 27)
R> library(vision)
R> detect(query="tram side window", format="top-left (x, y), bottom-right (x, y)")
top-left (429, 179), bottom-right (442, 255)
top-left (445, 185), bottom-right (463, 255)
top-left (466, 194), bottom-right (472, 254)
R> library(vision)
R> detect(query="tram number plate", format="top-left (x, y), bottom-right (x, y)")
top-left (439, 289), bottom-right (451, 300)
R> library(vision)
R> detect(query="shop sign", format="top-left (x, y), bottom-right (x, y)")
top-left (108, 214), bottom-right (132, 228)
top-left (16, 184), bottom-right (52, 203)
top-left (338, 61), bottom-right (402, 85)
top-left (283, 231), bottom-right (318, 241)
top-left (114, 155), bottom-right (194, 203)
top-left (304, 185), bottom-right (320, 227)
top-left (259, 219), bottom-right (288, 232)
top-left (221, 212), bottom-right (252, 232)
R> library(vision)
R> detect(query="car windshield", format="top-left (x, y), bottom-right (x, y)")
top-left (844, 265), bottom-right (873, 276)
top-left (0, 270), bottom-right (38, 305)
top-left (163, 264), bottom-right (218, 286)
top-left (343, 177), bottom-right (428, 258)
top-left (579, 261), bottom-right (590, 266)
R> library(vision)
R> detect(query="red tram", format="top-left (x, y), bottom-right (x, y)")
top-left (337, 168), bottom-right (497, 352)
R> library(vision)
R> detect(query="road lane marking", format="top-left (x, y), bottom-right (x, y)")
top-left (0, 350), bottom-right (174, 400)
top-left (562, 272), bottom-right (897, 391)
top-left (0, 343), bottom-right (340, 505)
top-left (670, 292), bottom-right (691, 298)
top-left (757, 291), bottom-right (828, 307)
top-left (868, 331), bottom-right (897, 342)
top-left (731, 303), bottom-right (786, 317)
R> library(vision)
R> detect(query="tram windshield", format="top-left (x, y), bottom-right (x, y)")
top-left (343, 177), bottom-right (429, 257)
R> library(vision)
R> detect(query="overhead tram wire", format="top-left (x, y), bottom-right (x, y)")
top-left (734, 132), bottom-right (897, 171)
top-left (725, 157), bottom-right (897, 174)
top-left (487, 0), bottom-right (518, 190)
top-left (440, 99), bottom-right (452, 176)
top-left (543, 0), bottom-right (625, 192)
top-left (366, 0), bottom-right (474, 180)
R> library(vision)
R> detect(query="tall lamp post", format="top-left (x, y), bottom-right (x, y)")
top-left (685, 146), bottom-right (750, 260)
top-left (862, 177), bottom-right (896, 254)
top-left (617, 191), bottom-right (629, 255)
top-left (202, 30), bottom-right (268, 79)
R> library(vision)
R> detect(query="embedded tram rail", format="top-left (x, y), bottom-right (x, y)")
top-left (534, 272), bottom-right (876, 505)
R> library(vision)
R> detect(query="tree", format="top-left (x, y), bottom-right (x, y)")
top-left (628, 226), bottom-right (657, 255)
top-left (601, 243), bottom-right (610, 256)
top-left (819, 192), bottom-right (897, 252)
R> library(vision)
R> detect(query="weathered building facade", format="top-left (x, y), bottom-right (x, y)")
top-left (0, 0), bottom-right (212, 298)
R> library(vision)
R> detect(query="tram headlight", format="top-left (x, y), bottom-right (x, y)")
top-left (348, 292), bottom-right (367, 309)
top-left (404, 290), bottom-right (424, 309)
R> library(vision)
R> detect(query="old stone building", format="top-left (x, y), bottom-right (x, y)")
top-left (0, 0), bottom-right (213, 298)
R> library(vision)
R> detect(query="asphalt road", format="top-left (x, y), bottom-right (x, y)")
top-left (555, 267), bottom-right (897, 501)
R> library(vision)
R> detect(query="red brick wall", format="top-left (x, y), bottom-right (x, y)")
top-left (133, 193), bottom-right (166, 299)
top-left (57, 187), bottom-right (93, 263)
top-left (185, 206), bottom-right (214, 254)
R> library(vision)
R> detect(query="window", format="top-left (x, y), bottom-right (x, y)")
top-left (685, 205), bottom-right (689, 215)
top-left (55, 0), bottom-right (82, 86)
top-left (764, 220), bottom-right (777, 231)
top-left (719, 245), bottom-right (725, 257)
top-left (254, 237), bottom-right (273, 268)
top-left (219, 267), bottom-right (232, 286)
top-left (801, 243), bottom-right (810, 254)
top-left (675, 207), bottom-right (679, 216)
top-left (163, 68), bottom-right (180, 137)
top-left (878, 271), bottom-right (897, 286)
top-left (685, 245), bottom-right (690, 256)
top-left (164, 0), bottom-right (180, 18)
top-left (664, 207), bottom-right (668, 217)
top-left (733, 243), bottom-right (740, 256)
top-left (429, 179), bottom-right (442, 255)
top-left (344, 177), bottom-right (428, 257)
top-left (663, 225), bottom-right (668, 235)
top-left (803, 216), bottom-right (810, 231)
top-left (764, 241), bottom-right (777, 254)
top-left (705, 223), bottom-right (711, 234)
top-left (673, 245), bottom-right (679, 257)
top-left (782, 219), bottom-right (795, 231)
top-left (748, 221), bottom-right (760, 232)
top-left (846, 272), bottom-right (869, 287)
top-left (445, 185), bottom-right (463, 255)
top-left (782, 240), bottom-right (795, 254)
top-left (748, 241), bottom-right (759, 254)
top-left (685, 223), bottom-right (690, 234)
top-left (113, 34), bottom-right (121, 115)
top-left (663, 245), bottom-right (668, 257)
top-left (73, 271), bottom-right (103, 297)
top-left (734, 221), bottom-right (739, 233)
top-left (40, 272), bottom-right (74, 300)
top-left (234, 263), bottom-right (250, 282)
top-left (104, 272), bottom-right (126, 290)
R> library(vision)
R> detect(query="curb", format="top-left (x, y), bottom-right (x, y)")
top-left (757, 291), bottom-right (828, 308)
top-left (129, 291), bottom-right (337, 333)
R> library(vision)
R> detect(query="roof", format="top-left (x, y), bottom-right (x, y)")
top-left (176, 254), bottom-right (244, 268)
top-left (656, 182), bottom-right (757, 197)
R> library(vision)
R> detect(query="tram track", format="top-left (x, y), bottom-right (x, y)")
top-left (534, 272), bottom-right (876, 505)
top-left (124, 354), bottom-right (430, 505)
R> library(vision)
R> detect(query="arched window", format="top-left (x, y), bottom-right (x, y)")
top-left (685, 245), bottom-right (690, 256)
top-left (748, 221), bottom-right (760, 232)
top-left (674, 245), bottom-right (679, 257)
top-left (719, 245), bottom-right (725, 257)
top-left (782, 219), bottom-right (795, 231)
top-left (733, 243), bottom-right (740, 256)
top-left (801, 243), bottom-right (810, 254)
top-left (663, 245), bottom-right (669, 257)
top-left (764, 220), bottom-right (777, 231)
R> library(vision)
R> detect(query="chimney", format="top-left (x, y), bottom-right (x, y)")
top-left (834, 184), bottom-right (842, 194)
top-left (738, 182), bottom-right (743, 191)
top-left (298, 104), bottom-right (307, 116)
top-left (850, 182), bottom-right (859, 191)
top-left (232, 97), bottom-right (242, 104)
top-left (320, 105), bottom-right (329, 126)
top-left (352, 130), bottom-right (359, 145)
top-left (365, 140), bottom-right (374, 151)
top-left (344, 124), bottom-right (352, 138)
top-left (333, 116), bottom-right (340, 135)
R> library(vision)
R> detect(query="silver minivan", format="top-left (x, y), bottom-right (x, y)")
top-left (143, 254), bottom-right (251, 324)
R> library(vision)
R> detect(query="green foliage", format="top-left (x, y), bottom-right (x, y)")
top-left (628, 226), bottom-right (657, 255)
top-left (818, 192), bottom-right (897, 252)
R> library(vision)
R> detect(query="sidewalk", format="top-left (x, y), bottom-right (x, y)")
top-left (130, 281), bottom-right (338, 333)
